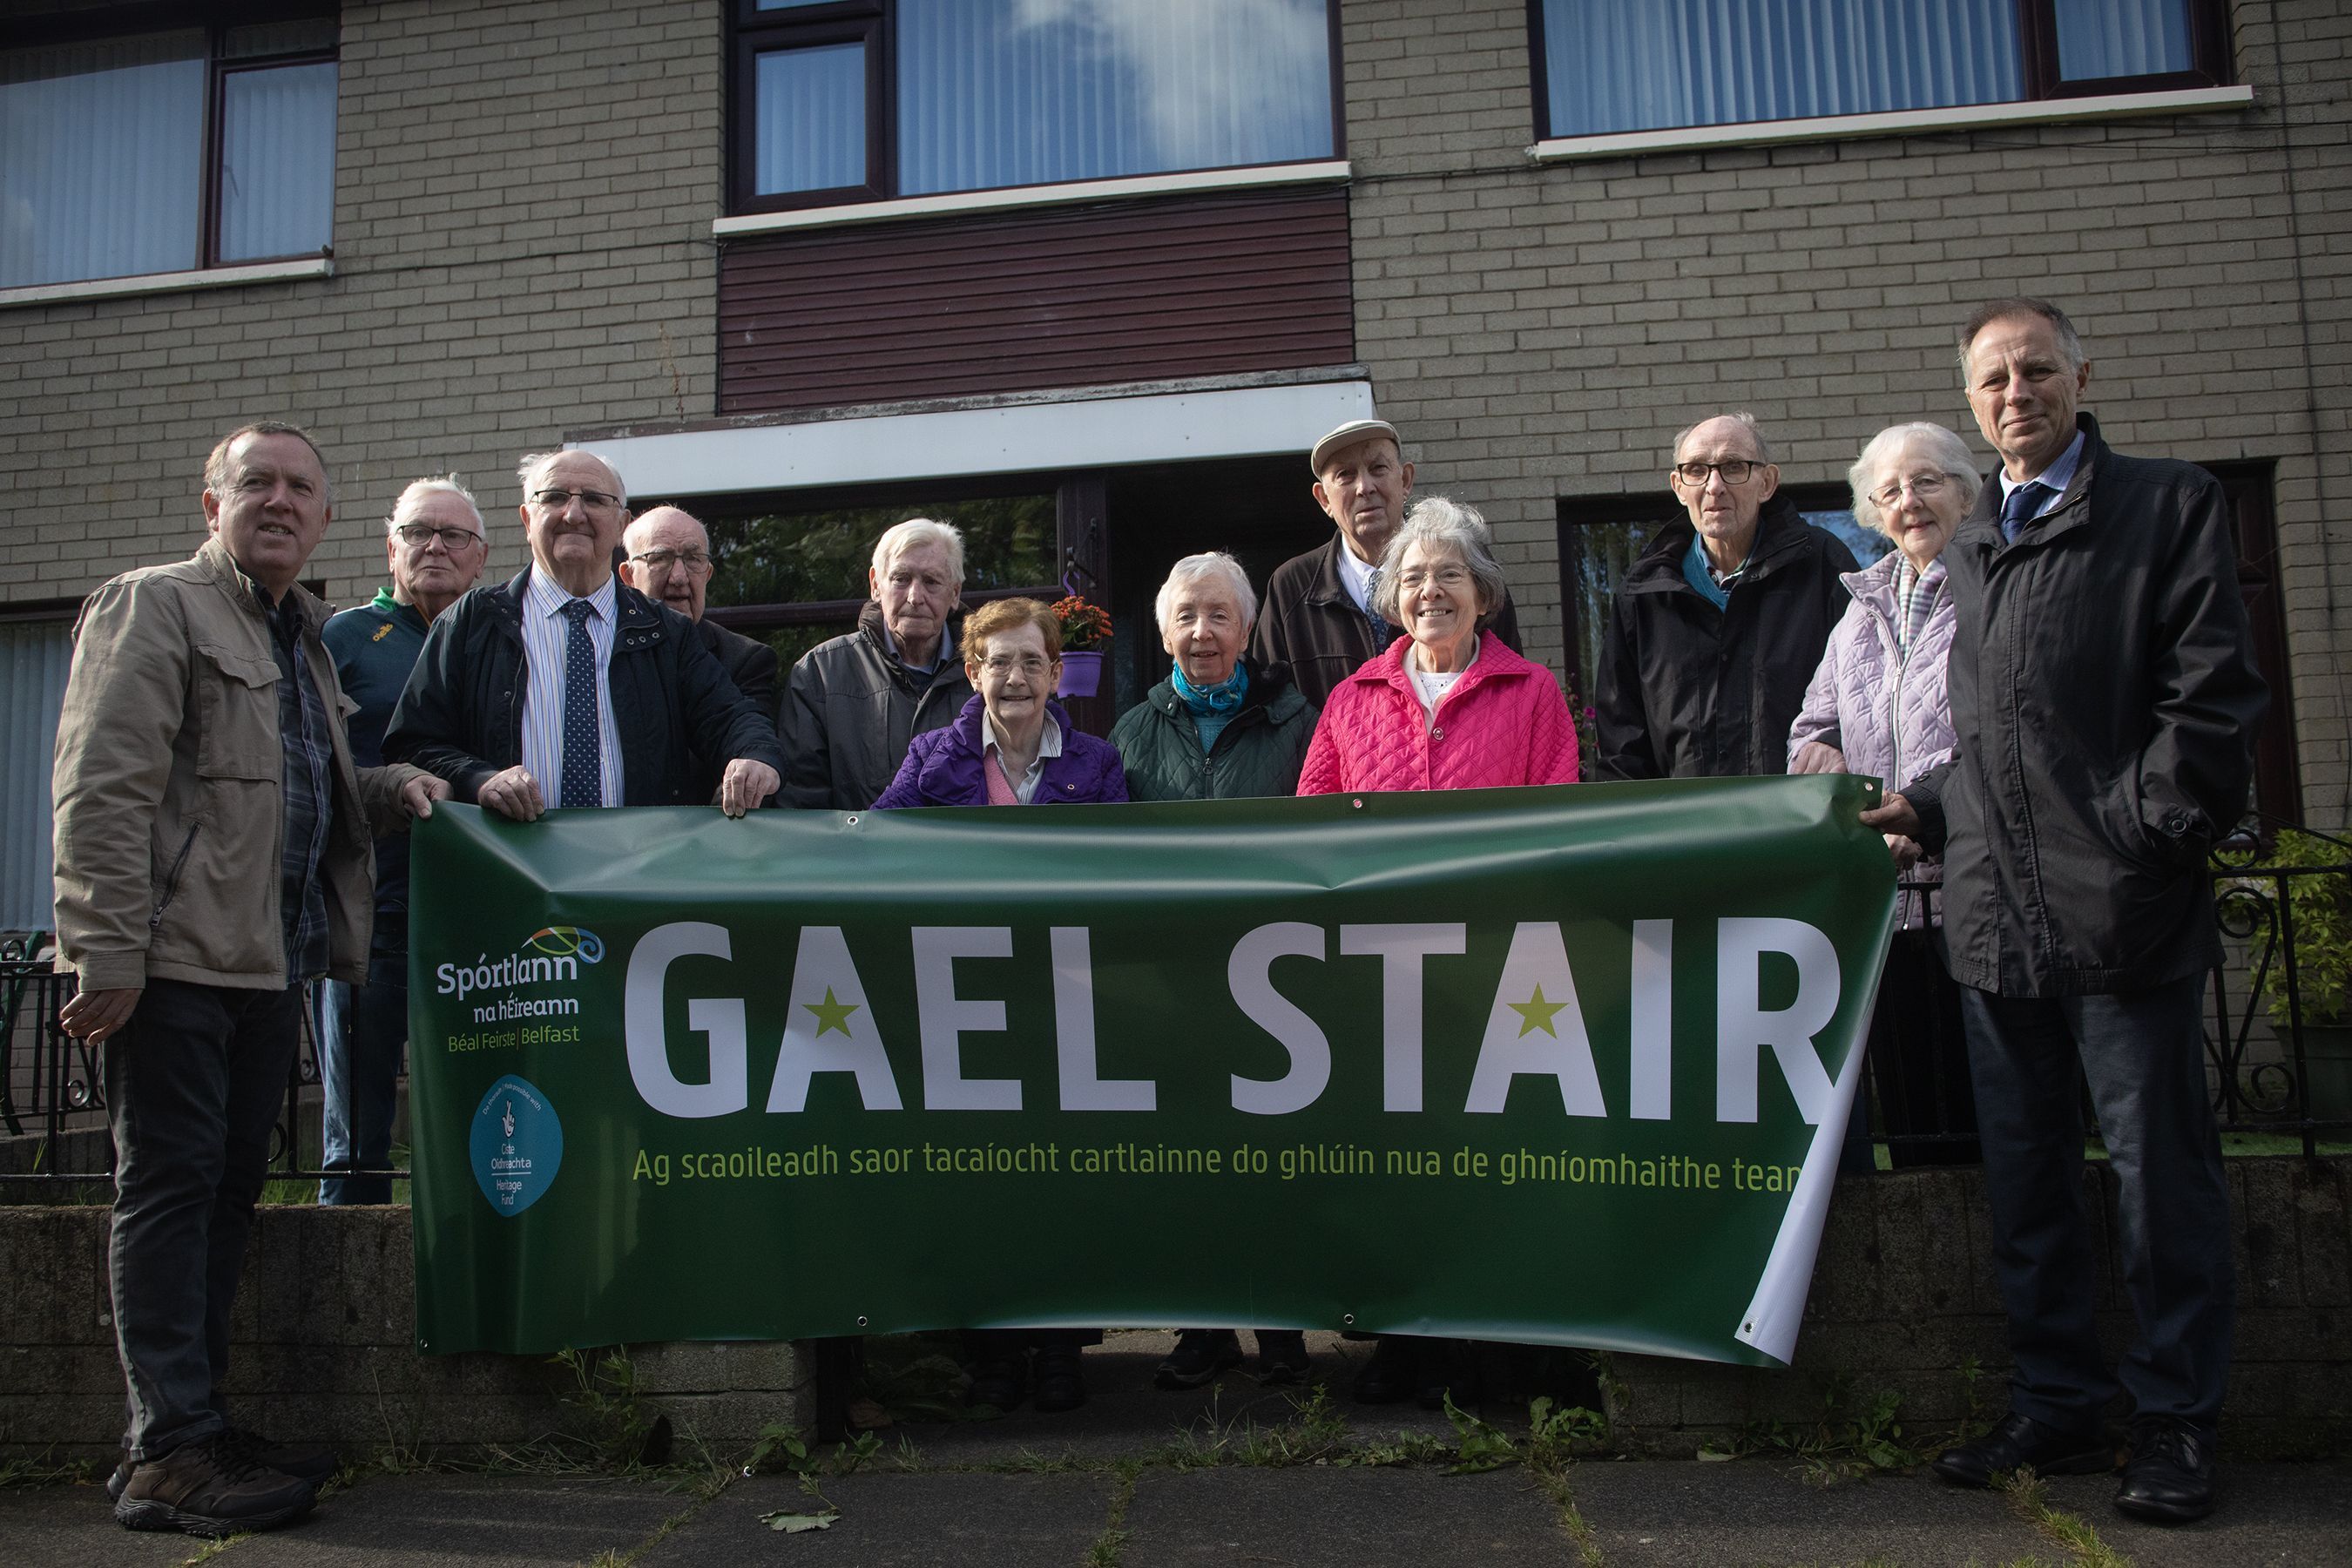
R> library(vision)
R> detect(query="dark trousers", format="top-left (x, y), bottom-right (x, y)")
top-left (1959, 974), bottom-right (2234, 1436)
top-left (105, 978), bottom-right (303, 1460)
top-left (314, 910), bottom-right (407, 1205)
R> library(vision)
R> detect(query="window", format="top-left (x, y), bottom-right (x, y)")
top-left (731, 0), bottom-right (1341, 212)
top-left (1, 13), bottom-right (335, 289)
top-left (1533, 0), bottom-right (2229, 139)
top-left (0, 616), bottom-right (72, 934)
top-left (1558, 485), bottom-right (1878, 760)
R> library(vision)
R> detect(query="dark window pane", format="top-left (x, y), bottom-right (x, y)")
top-left (757, 0), bottom-right (838, 8)
top-left (897, 0), bottom-right (1335, 195)
top-left (755, 43), bottom-right (867, 195)
top-left (703, 495), bottom-right (1058, 613)
top-left (0, 33), bottom-right (205, 287)
top-left (219, 61), bottom-right (336, 263)
top-left (1542, 0), bottom-right (2022, 137)
top-left (2054, 0), bottom-right (2194, 80)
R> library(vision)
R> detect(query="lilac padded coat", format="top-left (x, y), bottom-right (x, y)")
top-left (1786, 550), bottom-right (1957, 927)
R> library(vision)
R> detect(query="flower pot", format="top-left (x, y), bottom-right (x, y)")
top-left (2295, 1021), bottom-right (2352, 1124)
top-left (1057, 649), bottom-right (1103, 699)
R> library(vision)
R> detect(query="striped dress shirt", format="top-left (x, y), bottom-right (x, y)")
top-left (519, 571), bottom-right (625, 808)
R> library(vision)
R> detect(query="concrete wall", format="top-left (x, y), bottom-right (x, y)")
top-left (0, 1205), bottom-right (810, 1461)
top-left (4, 1159), bottom-right (2342, 1462)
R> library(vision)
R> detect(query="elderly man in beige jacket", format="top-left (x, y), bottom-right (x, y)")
top-left (52, 422), bottom-right (443, 1540)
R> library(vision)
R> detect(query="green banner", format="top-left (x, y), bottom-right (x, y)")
top-left (410, 776), bottom-right (1894, 1367)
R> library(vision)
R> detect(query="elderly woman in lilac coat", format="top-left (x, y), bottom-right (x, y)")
top-left (1788, 420), bottom-right (1982, 1167)
top-left (870, 593), bottom-right (1124, 1415)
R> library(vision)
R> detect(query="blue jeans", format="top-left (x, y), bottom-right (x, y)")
top-left (1959, 974), bottom-right (2234, 1436)
top-left (106, 978), bottom-right (302, 1461)
top-left (314, 912), bottom-right (406, 1205)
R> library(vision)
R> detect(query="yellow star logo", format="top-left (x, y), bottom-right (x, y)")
top-left (1509, 984), bottom-right (1568, 1037)
top-left (804, 987), bottom-right (858, 1037)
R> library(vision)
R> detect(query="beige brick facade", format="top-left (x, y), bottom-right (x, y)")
top-left (1, 0), bottom-right (2344, 821)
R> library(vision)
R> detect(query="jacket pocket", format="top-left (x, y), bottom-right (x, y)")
top-left (192, 641), bottom-right (283, 781)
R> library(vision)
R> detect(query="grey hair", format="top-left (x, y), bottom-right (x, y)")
top-left (517, 449), bottom-right (627, 508)
top-left (1152, 551), bottom-right (1257, 635)
top-left (871, 517), bottom-right (966, 588)
top-left (1848, 424), bottom-right (1984, 537)
top-left (1670, 411), bottom-right (1773, 467)
top-left (385, 475), bottom-right (484, 536)
top-left (1371, 497), bottom-right (1507, 629)
top-left (204, 422), bottom-right (335, 505)
top-left (1956, 298), bottom-right (2085, 383)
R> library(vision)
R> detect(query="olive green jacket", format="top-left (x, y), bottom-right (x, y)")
top-left (1109, 661), bottom-right (1318, 801)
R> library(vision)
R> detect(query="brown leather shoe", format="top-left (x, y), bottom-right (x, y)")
top-left (113, 1432), bottom-right (316, 1537)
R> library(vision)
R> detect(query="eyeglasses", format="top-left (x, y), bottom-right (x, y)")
top-left (1396, 565), bottom-right (1471, 591)
top-left (393, 523), bottom-right (483, 551)
top-left (1673, 459), bottom-right (1767, 486)
top-left (1868, 472), bottom-right (1954, 510)
top-left (529, 487), bottom-right (621, 513)
top-left (630, 548), bottom-right (713, 575)
top-left (979, 654), bottom-right (1053, 678)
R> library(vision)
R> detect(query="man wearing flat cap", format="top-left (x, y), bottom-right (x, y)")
top-left (1251, 418), bottom-right (1521, 708)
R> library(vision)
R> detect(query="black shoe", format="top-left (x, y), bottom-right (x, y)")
top-left (1350, 1335), bottom-right (1418, 1405)
top-left (108, 1429), bottom-right (338, 1502)
top-left (1416, 1338), bottom-right (1477, 1411)
top-left (1254, 1331), bottom-right (1310, 1386)
top-left (2115, 1416), bottom-right (2216, 1524)
top-left (1156, 1330), bottom-right (1243, 1390)
top-left (113, 1433), bottom-right (317, 1537)
top-left (1031, 1346), bottom-right (1087, 1414)
top-left (966, 1351), bottom-right (1029, 1411)
top-left (1932, 1411), bottom-right (2113, 1488)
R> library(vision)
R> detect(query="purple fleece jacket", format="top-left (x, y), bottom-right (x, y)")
top-left (869, 693), bottom-right (1129, 808)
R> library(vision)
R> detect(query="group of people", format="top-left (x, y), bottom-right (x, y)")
top-left (49, 298), bottom-right (2264, 1536)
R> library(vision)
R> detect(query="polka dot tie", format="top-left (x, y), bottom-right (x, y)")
top-left (558, 599), bottom-right (603, 808)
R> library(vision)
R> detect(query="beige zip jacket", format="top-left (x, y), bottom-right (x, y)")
top-left (51, 538), bottom-right (427, 992)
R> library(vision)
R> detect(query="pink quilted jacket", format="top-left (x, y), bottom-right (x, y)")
top-left (1296, 631), bottom-right (1581, 794)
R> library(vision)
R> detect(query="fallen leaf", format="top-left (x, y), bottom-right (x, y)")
top-left (760, 1509), bottom-right (840, 1533)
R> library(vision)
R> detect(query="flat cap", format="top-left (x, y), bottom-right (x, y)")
top-left (1310, 417), bottom-right (1400, 476)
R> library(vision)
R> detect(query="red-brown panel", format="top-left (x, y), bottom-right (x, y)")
top-left (718, 187), bottom-right (1354, 414)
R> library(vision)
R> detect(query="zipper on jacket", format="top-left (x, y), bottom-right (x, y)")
top-left (149, 823), bottom-right (199, 932)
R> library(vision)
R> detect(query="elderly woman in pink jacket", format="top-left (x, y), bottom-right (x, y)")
top-left (1296, 496), bottom-right (1578, 1408)
top-left (1788, 420), bottom-right (1983, 1169)
top-left (1296, 497), bottom-right (1579, 796)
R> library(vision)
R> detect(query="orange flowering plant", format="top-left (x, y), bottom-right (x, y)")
top-left (1052, 594), bottom-right (1113, 652)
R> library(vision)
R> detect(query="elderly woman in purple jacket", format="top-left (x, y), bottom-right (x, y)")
top-left (870, 594), bottom-right (1125, 1415)
top-left (1788, 421), bottom-right (1982, 1167)
top-left (871, 596), bottom-right (1128, 809)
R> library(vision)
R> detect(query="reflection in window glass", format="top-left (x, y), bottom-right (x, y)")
top-left (0, 35), bottom-right (206, 287)
top-left (2054, 0), bottom-right (2193, 80)
top-left (897, 0), bottom-right (1334, 194)
top-left (1542, 0), bottom-right (2021, 137)
top-left (219, 62), bottom-right (337, 263)
top-left (755, 44), bottom-right (866, 194)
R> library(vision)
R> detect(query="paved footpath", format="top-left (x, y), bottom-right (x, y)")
top-left (5, 1333), bottom-right (2346, 1567)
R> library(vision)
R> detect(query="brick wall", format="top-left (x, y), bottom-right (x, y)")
top-left (0, 0), bottom-right (724, 611)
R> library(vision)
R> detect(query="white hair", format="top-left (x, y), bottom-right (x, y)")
top-left (1671, 411), bottom-right (1774, 467)
top-left (1848, 423), bottom-right (1984, 537)
top-left (1371, 497), bottom-right (1507, 628)
top-left (871, 517), bottom-right (965, 587)
top-left (1152, 551), bottom-right (1257, 635)
top-left (517, 449), bottom-right (627, 508)
top-left (385, 475), bottom-right (484, 535)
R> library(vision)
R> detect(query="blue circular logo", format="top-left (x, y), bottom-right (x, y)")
top-left (471, 1074), bottom-right (563, 1217)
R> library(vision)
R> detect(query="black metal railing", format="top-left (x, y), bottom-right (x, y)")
top-left (3, 843), bottom-right (2345, 1190)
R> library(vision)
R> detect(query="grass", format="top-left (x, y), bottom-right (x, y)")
top-left (1996, 1470), bottom-right (2133, 1568)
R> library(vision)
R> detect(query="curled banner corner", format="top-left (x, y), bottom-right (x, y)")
top-left (1732, 1017), bottom-right (1873, 1368)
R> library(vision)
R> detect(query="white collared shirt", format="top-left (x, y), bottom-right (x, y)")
top-left (983, 713), bottom-right (1063, 804)
top-left (519, 570), bottom-right (625, 808)
top-left (1335, 539), bottom-right (1378, 614)
top-left (1998, 429), bottom-right (2087, 524)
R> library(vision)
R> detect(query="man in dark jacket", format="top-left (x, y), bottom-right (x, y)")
top-left (619, 505), bottom-right (780, 801)
top-left (1592, 413), bottom-right (1856, 780)
top-left (1250, 418), bottom-right (1520, 709)
top-left (1868, 301), bottom-right (2266, 1524)
top-left (385, 450), bottom-right (782, 816)
top-left (780, 517), bottom-right (972, 809)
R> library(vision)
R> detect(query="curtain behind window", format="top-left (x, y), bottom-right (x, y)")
top-left (0, 621), bottom-right (71, 934)
top-left (0, 34), bottom-right (206, 287)
top-left (218, 59), bottom-right (337, 263)
top-left (1544, 0), bottom-right (2023, 137)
